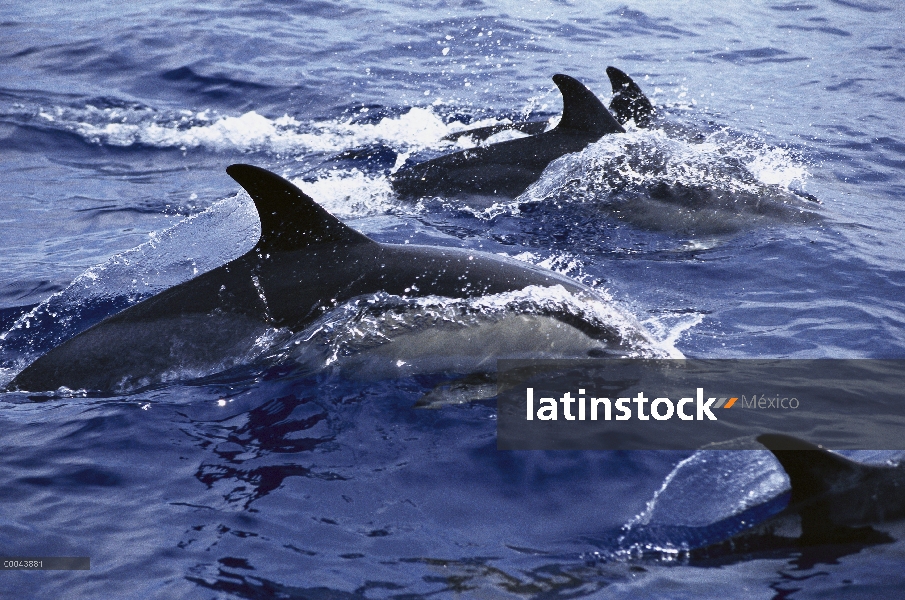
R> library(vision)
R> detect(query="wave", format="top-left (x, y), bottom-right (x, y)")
top-left (471, 126), bottom-right (818, 234)
top-left (286, 285), bottom-right (681, 379)
top-left (0, 194), bottom-right (258, 382)
top-left (22, 102), bottom-right (513, 156)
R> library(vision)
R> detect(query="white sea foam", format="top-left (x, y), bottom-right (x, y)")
top-left (285, 284), bottom-right (680, 378)
top-left (290, 170), bottom-right (395, 218)
top-left (37, 104), bottom-right (511, 155)
top-left (505, 251), bottom-right (587, 281)
top-left (506, 251), bottom-right (697, 354)
top-left (641, 312), bottom-right (705, 351)
top-left (473, 127), bottom-right (814, 225)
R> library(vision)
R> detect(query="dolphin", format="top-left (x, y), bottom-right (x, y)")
top-left (441, 67), bottom-right (654, 144)
top-left (390, 74), bottom-right (626, 200)
top-left (605, 66), bottom-right (655, 127)
top-left (8, 164), bottom-right (654, 393)
top-left (692, 434), bottom-right (905, 559)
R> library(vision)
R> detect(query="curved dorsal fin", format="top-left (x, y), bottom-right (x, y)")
top-left (757, 434), bottom-right (861, 505)
top-left (552, 74), bottom-right (624, 136)
top-left (606, 66), bottom-right (655, 127)
top-left (226, 164), bottom-right (374, 252)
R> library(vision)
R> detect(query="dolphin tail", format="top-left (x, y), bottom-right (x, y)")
top-left (605, 66), bottom-right (655, 127)
top-left (552, 74), bottom-right (625, 136)
top-left (226, 164), bottom-right (374, 252)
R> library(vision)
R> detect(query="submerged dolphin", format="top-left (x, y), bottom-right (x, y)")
top-left (390, 74), bottom-right (625, 200)
top-left (694, 434), bottom-right (905, 558)
top-left (8, 165), bottom-right (653, 393)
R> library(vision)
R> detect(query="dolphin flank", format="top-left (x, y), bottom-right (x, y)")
top-left (8, 164), bottom-right (654, 393)
top-left (390, 74), bottom-right (625, 200)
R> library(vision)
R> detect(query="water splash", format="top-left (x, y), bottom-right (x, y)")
top-left (476, 127), bottom-right (818, 234)
top-left (290, 170), bottom-right (396, 218)
top-left (32, 103), bottom-right (513, 155)
top-left (0, 194), bottom-right (259, 382)
top-left (626, 449), bottom-right (788, 530)
top-left (286, 285), bottom-right (680, 377)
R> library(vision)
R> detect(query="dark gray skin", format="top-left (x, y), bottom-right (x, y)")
top-left (9, 164), bottom-right (641, 393)
top-left (693, 434), bottom-right (905, 559)
top-left (391, 74), bottom-right (625, 200)
top-left (606, 66), bottom-right (655, 127)
top-left (440, 67), bottom-right (654, 144)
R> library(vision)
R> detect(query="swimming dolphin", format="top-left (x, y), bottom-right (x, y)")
top-left (441, 67), bottom-right (654, 144)
top-left (605, 66), bottom-right (654, 127)
top-left (390, 74), bottom-right (625, 200)
top-left (693, 434), bottom-right (905, 558)
top-left (8, 164), bottom-right (653, 393)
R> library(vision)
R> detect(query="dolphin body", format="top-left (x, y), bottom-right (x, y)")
top-left (440, 67), bottom-right (654, 144)
top-left (8, 165), bottom-right (651, 393)
top-left (390, 74), bottom-right (627, 200)
top-left (692, 434), bottom-right (905, 559)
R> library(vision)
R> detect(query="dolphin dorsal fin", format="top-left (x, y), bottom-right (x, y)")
top-left (226, 164), bottom-right (374, 252)
top-left (606, 66), bottom-right (655, 127)
top-left (757, 434), bottom-right (862, 505)
top-left (552, 74), bottom-right (624, 136)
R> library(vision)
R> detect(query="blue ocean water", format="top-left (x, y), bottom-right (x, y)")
top-left (1, 0), bottom-right (904, 597)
